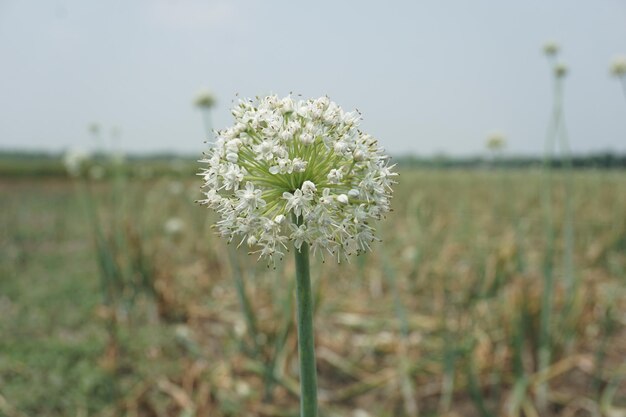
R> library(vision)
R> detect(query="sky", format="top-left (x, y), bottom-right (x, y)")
top-left (1, 0), bottom-right (625, 157)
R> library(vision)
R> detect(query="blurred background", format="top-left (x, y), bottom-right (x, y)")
top-left (1, 1), bottom-right (625, 416)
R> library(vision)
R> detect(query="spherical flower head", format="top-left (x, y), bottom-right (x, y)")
top-left (194, 89), bottom-right (217, 109)
top-left (543, 41), bottom-right (559, 57)
top-left (554, 62), bottom-right (568, 78)
top-left (610, 54), bottom-right (626, 78)
top-left (486, 131), bottom-right (506, 151)
top-left (199, 95), bottom-right (397, 263)
top-left (63, 148), bottom-right (91, 177)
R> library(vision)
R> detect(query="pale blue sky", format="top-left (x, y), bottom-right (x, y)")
top-left (1, 0), bottom-right (625, 156)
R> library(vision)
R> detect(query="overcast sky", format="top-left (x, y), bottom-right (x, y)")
top-left (1, 0), bottom-right (625, 156)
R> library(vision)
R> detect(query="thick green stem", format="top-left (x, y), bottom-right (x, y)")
top-left (293, 229), bottom-right (318, 417)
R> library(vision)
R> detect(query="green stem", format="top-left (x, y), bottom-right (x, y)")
top-left (537, 64), bottom-right (562, 410)
top-left (201, 109), bottom-right (213, 139)
top-left (293, 216), bottom-right (318, 417)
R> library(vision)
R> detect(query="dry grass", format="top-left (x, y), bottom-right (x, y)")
top-left (1, 169), bottom-right (625, 417)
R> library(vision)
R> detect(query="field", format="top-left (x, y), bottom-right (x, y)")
top-left (1, 167), bottom-right (625, 417)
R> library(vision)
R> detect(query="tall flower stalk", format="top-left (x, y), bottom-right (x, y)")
top-left (485, 131), bottom-right (506, 167)
top-left (293, 221), bottom-right (317, 417)
top-left (194, 89), bottom-right (217, 135)
top-left (538, 42), bottom-right (576, 410)
top-left (538, 47), bottom-right (560, 401)
top-left (198, 95), bottom-right (396, 416)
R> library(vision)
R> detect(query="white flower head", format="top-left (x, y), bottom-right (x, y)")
top-left (486, 131), bottom-right (506, 151)
top-left (194, 88), bottom-right (217, 109)
top-left (610, 54), bottom-right (626, 77)
top-left (199, 94), bottom-right (397, 263)
top-left (543, 41), bottom-right (559, 57)
top-left (164, 217), bottom-right (185, 236)
top-left (554, 62), bottom-right (568, 78)
top-left (63, 148), bottom-right (91, 177)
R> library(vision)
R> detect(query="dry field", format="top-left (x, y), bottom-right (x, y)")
top-left (1, 168), bottom-right (625, 417)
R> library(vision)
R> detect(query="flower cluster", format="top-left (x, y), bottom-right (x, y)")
top-left (542, 41), bottom-right (559, 57)
top-left (63, 148), bottom-right (91, 177)
top-left (610, 55), bottom-right (626, 78)
top-left (486, 131), bottom-right (506, 151)
top-left (199, 95), bottom-right (396, 263)
top-left (194, 89), bottom-right (217, 109)
top-left (554, 62), bottom-right (568, 78)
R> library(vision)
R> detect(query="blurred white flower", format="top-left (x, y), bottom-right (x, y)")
top-left (235, 381), bottom-right (251, 397)
top-left (174, 324), bottom-right (192, 340)
top-left (486, 131), bottom-right (506, 151)
top-left (554, 62), bottom-right (568, 78)
top-left (610, 54), bottom-right (626, 77)
top-left (199, 95), bottom-right (397, 262)
top-left (402, 245), bottom-right (417, 262)
top-left (543, 41), bottom-right (559, 57)
top-left (234, 318), bottom-right (247, 337)
top-left (194, 89), bottom-right (217, 109)
top-left (63, 148), bottom-right (90, 177)
top-left (164, 217), bottom-right (185, 236)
